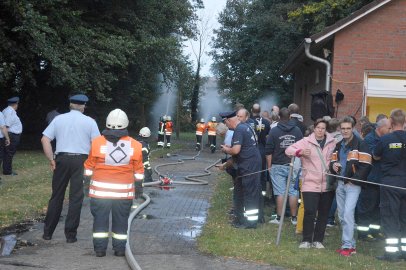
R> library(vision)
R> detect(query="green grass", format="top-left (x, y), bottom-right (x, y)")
top-left (0, 151), bottom-right (52, 228)
top-left (198, 173), bottom-right (406, 270)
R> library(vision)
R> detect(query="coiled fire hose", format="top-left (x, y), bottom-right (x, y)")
top-left (125, 150), bottom-right (221, 270)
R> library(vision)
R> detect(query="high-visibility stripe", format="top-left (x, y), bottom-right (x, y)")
top-left (112, 233), bottom-right (127, 240)
top-left (166, 143), bottom-right (171, 146)
top-left (100, 145), bottom-right (107, 154)
top-left (196, 142), bottom-right (201, 145)
top-left (357, 226), bottom-right (370, 232)
top-left (196, 131), bottom-right (203, 135)
top-left (85, 169), bottom-right (93, 176)
top-left (401, 238), bottom-right (406, 243)
top-left (359, 152), bottom-right (372, 164)
top-left (91, 180), bottom-right (133, 190)
top-left (385, 246), bottom-right (399, 253)
top-left (134, 173), bottom-right (144, 180)
top-left (143, 161), bottom-right (150, 166)
top-left (208, 131), bottom-right (216, 135)
top-left (401, 246), bottom-right (406, 251)
top-left (369, 224), bottom-right (380, 230)
top-left (386, 238), bottom-right (399, 244)
top-left (245, 209), bottom-right (259, 215)
top-left (247, 216), bottom-right (258, 221)
top-left (165, 132), bottom-right (172, 135)
top-left (142, 147), bottom-right (149, 152)
top-left (262, 191), bottom-right (267, 196)
top-left (89, 189), bottom-right (134, 198)
top-left (131, 204), bottom-right (138, 209)
top-left (93, 232), bottom-right (109, 238)
top-left (157, 141), bottom-right (164, 145)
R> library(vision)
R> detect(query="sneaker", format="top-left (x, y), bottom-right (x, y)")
top-left (291, 216), bottom-right (297, 225)
top-left (338, 248), bottom-right (356, 257)
top-left (326, 221), bottom-right (336, 227)
top-left (299, 241), bottom-right (312, 249)
top-left (312, 242), bottom-right (325, 249)
top-left (269, 218), bottom-right (280, 224)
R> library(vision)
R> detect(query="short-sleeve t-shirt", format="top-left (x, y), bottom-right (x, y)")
top-left (231, 122), bottom-right (261, 173)
top-left (374, 130), bottom-right (406, 186)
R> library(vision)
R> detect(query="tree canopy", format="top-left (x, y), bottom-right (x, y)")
top-left (211, 0), bottom-right (374, 108)
top-left (0, 0), bottom-right (203, 140)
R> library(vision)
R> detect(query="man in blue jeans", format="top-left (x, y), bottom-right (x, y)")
top-left (330, 116), bottom-right (371, 257)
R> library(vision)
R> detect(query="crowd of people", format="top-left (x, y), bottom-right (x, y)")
top-left (218, 102), bottom-right (406, 261)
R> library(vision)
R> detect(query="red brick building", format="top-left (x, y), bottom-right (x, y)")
top-left (281, 0), bottom-right (406, 126)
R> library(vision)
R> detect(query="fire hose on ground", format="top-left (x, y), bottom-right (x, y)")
top-left (125, 150), bottom-right (221, 270)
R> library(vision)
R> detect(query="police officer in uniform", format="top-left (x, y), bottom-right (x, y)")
top-left (220, 110), bottom-right (261, 229)
top-left (84, 109), bottom-right (144, 257)
top-left (0, 111), bottom-right (11, 179)
top-left (2, 97), bottom-right (22, 175)
top-left (374, 109), bottom-right (406, 261)
top-left (41, 94), bottom-right (100, 242)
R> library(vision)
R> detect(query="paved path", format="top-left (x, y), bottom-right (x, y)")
top-left (0, 148), bottom-right (280, 270)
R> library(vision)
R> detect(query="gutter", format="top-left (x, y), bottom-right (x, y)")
top-left (304, 38), bottom-right (331, 92)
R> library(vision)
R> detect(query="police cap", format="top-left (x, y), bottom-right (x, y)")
top-left (7, 96), bottom-right (20, 104)
top-left (219, 111), bottom-right (236, 120)
top-left (69, 94), bottom-right (89, 105)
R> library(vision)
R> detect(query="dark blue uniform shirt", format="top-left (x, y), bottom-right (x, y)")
top-left (232, 122), bottom-right (261, 174)
top-left (374, 130), bottom-right (406, 187)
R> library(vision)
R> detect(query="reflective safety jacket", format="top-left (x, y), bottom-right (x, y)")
top-left (165, 121), bottom-right (173, 136)
top-left (207, 121), bottom-right (217, 136)
top-left (158, 121), bottom-right (165, 135)
top-left (84, 135), bottom-right (144, 199)
top-left (329, 135), bottom-right (372, 186)
top-left (196, 123), bottom-right (207, 136)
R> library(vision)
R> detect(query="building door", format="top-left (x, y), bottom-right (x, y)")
top-left (365, 73), bottom-right (406, 122)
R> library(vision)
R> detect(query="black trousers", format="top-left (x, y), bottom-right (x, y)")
top-left (208, 135), bottom-right (216, 147)
top-left (196, 135), bottom-right (202, 150)
top-left (302, 191), bottom-right (335, 243)
top-left (43, 154), bottom-right (87, 239)
top-left (165, 134), bottom-right (171, 146)
top-left (241, 171), bottom-right (261, 226)
top-left (3, 133), bottom-right (20, 174)
top-left (357, 184), bottom-right (380, 236)
top-left (233, 175), bottom-right (244, 223)
top-left (90, 198), bottom-right (132, 252)
top-left (157, 133), bottom-right (165, 146)
top-left (380, 186), bottom-right (406, 239)
top-left (0, 137), bottom-right (4, 169)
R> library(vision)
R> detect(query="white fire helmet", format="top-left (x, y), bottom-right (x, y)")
top-left (211, 117), bottom-right (216, 122)
top-left (162, 115), bottom-right (168, 121)
top-left (167, 115), bottom-right (171, 121)
top-left (200, 118), bottom-right (205, 123)
top-left (106, 109), bottom-right (129, 129)
top-left (139, 127), bottom-right (151, 138)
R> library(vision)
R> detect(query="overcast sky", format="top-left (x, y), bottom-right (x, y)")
top-left (183, 0), bottom-right (227, 77)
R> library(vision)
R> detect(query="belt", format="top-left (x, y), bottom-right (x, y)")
top-left (57, 152), bottom-right (87, 156)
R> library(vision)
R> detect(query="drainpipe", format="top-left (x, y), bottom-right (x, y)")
top-left (304, 38), bottom-right (331, 92)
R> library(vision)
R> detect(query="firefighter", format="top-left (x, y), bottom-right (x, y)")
top-left (84, 109), bottom-right (144, 257)
top-left (207, 117), bottom-right (218, 153)
top-left (165, 115), bottom-right (173, 148)
top-left (374, 109), bottom-right (406, 261)
top-left (137, 127), bottom-right (153, 183)
top-left (196, 118), bottom-right (207, 151)
top-left (157, 115), bottom-right (166, 147)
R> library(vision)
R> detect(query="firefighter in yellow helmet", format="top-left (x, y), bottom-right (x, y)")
top-left (84, 109), bottom-right (144, 258)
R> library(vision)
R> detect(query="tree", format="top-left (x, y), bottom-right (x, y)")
top-left (211, 0), bottom-right (375, 108)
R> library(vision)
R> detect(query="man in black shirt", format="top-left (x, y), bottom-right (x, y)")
top-left (374, 109), bottom-right (406, 262)
top-left (220, 111), bottom-right (262, 229)
top-left (265, 108), bottom-right (303, 224)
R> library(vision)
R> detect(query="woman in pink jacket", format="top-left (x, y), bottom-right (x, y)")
top-left (285, 119), bottom-right (337, 249)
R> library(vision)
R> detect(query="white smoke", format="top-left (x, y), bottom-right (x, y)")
top-left (258, 93), bottom-right (279, 112)
top-left (198, 77), bottom-right (231, 122)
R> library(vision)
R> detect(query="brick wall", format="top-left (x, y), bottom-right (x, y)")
top-left (332, 0), bottom-right (406, 121)
top-left (293, 0), bottom-right (406, 126)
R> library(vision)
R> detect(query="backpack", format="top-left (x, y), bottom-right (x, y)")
top-left (311, 91), bottom-right (335, 121)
